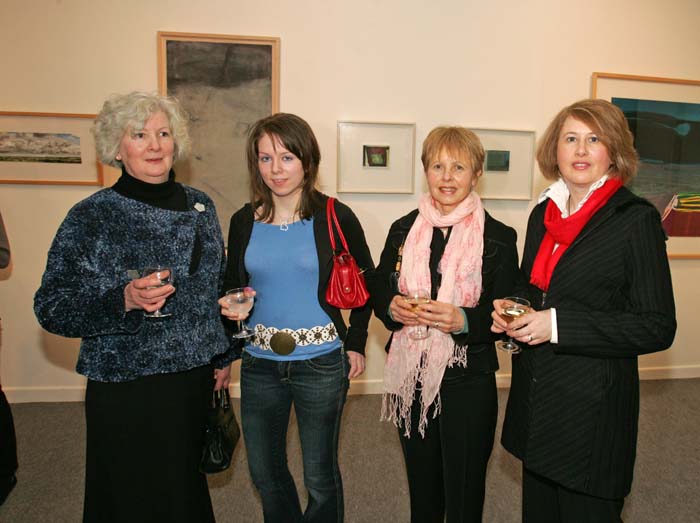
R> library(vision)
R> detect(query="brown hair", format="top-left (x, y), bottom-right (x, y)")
top-left (245, 113), bottom-right (322, 222)
top-left (536, 99), bottom-right (638, 183)
top-left (421, 126), bottom-right (485, 175)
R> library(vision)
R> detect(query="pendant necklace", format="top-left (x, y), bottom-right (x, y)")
top-left (280, 212), bottom-right (296, 231)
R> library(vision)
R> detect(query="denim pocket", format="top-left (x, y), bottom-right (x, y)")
top-left (241, 351), bottom-right (258, 370)
top-left (304, 349), bottom-right (344, 374)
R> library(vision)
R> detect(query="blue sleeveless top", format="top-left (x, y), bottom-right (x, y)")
top-left (243, 218), bottom-right (341, 361)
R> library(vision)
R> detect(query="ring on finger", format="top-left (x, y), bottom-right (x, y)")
top-left (528, 334), bottom-right (533, 342)
top-left (433, 321), bottom-right (440, 328)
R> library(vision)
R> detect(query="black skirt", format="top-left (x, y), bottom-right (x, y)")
top-left (84, 365), bottom-right (215, 523)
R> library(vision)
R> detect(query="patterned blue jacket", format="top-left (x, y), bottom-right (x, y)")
top-left (34, 186), bottom-right (233, 382)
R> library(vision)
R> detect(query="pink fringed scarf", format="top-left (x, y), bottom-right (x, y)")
top-left (382, 192), bottom-right (484, 437)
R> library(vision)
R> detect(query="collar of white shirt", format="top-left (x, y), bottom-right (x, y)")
top-left (537, 175), bottom-right (609, 217)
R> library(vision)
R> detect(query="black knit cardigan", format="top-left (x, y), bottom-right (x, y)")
top-left (34, 185), bottom-right (233, 382)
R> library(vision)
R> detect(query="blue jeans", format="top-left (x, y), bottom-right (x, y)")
top-left (240, 348), bottom-right (349, 523)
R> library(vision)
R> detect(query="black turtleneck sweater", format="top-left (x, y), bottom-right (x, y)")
top-left (112, 169), bottom-right (187, 211)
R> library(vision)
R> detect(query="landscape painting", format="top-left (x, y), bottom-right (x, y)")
top-left (158, 32), bottom-right (280, 238)
top-left (0, 132), bottom-right (81, 164)
top-left (612, 97), bottom-right (700, 238)
top-left (0, 112), bottom-right (101, 185)
top-left (591, 72), bottom-right (700, 257)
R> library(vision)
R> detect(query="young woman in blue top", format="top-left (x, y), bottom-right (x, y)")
top-left (219, 113), bottom-right (374, 523)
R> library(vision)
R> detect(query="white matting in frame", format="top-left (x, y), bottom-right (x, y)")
top-left (337, 121), bottom-right (415, 193)
top-left (473, 128), bottom-right (534, 200)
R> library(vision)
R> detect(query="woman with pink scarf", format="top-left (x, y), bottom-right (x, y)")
top-left (370, 126), bottom-right (520, 522)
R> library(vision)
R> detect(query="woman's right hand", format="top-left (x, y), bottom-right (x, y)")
top-left (491, 298), bottom-right (510, 333)
top-left (124, 271), bottom-right (175, 312)
top-left (218, 287), bottom-right (256, 320)
top-left (389, 294), bottom-right (420, 325)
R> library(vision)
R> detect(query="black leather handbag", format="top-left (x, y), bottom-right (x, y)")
top-left (199, 388), bottom-right (240, 474)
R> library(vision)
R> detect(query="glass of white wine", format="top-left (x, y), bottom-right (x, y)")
top-left (224, 287), bottom-right (255, 339)
top-left (495, 296), bottom-right (530, 353)
top-left (142, 266), bottom-right (174, 319)
top-left (405, 288), bottom-right (431, 340)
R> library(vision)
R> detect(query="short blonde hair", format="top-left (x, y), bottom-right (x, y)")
top-left (421, 126), bottom-right (485, 175)
top-left (536, 98), bottom-right (638, 183)
top-left (93, 91), bottom-right (191, 168)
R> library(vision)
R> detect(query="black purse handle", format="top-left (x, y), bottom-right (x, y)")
top-left (213, 388), bottom-right (231, 409)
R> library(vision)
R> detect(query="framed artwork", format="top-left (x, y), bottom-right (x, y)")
top-left (158, 31), bottom-right (280, 237)
top-left (592, 72), bottom-right (700, 259)
top-left (472, 128), bottom-right (535, 200)
top-left (0, 111), bottom-right (104, 186)
top-left (337, 121), bottom-right (415, 193)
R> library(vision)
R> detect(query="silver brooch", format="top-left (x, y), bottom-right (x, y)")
top-left (194, 202), bottom-right (206, 213)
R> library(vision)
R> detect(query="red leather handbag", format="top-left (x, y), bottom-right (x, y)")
top-left (325, 197), bottom-right (370, 309)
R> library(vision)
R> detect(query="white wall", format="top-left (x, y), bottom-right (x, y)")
top-left (1, 0), bottom-right (699, 402)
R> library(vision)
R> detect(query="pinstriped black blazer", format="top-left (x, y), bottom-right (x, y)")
top-left (502, 186), bottom-right (676, 499)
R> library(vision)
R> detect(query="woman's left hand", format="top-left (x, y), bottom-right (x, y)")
top-left (213, 365), bottom-right (232, 391)
top-left (506, 308), bottom-right (552, 346)
top-left (415, 300), bottom-right (464, 334)
top-left (347, 350), bottom-right (365, 379)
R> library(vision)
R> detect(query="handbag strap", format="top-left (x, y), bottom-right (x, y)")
top-left (214, 388), bottom-right (231, 409)
top-left (326, 197), bottom-right (350, 253)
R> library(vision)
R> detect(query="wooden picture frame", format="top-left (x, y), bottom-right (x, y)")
top-left (158, 31), bottom-right (280, 238)
top-left (337, 121), bottom-right (415, 193)
top-left (0, 111), bottom-right (104, 186)
top-left (471, 128), bottom-right (535, 200)
top-left (592, 72), bottom-right (700, 259)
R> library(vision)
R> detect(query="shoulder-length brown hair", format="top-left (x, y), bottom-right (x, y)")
top-left (245, 113), bottom-right (323, 222)
top-left (536, 98), bottom-right (638, 184)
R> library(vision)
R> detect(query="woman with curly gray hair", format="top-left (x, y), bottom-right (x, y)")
top-left (34, 92), bottom-right (232, 522)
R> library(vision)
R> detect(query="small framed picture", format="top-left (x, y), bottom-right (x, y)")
top-left (0, 111), bottom-right (104, 186)
top-left (485, 150), bottom-right (510, 172)
top-left (337, 121), bottom-right (415, 193)
top-left (363, 145), bottom-right (390, 167)
top-left (472, 128), bottom-right (535, 200)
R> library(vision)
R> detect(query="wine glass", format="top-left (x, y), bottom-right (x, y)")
top-left (142, 266), bottom-right (174, 318)
top-left (495, 296), bottom-right (531, 354)
top-left (224, 287), bottom-right (255, 339)
top-left (405, 288), bottom-right (431, 340)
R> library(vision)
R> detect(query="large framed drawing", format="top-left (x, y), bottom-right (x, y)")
top-left (471, 128), bottom-right (535, 200)
top-left (0, 111), bottom-right (103, 186)
top-left (592, 72), bottom-right (700, 259)
top-left (158, 31), bottom-right (280, 237)
top-left (337, 121), bottom-right (415, 193)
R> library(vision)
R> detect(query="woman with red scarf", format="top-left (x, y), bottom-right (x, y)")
top-left (492, 99), bottom-right (676, 522)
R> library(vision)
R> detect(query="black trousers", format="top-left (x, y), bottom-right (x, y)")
top-left (84, 365), bottom-right (215, 523)
top-left (0, 385), bottom-right (17, 477)
top-left (522, 467), bottom-right (624, 523)
top-left (399, 369), bottom-right (497, 523)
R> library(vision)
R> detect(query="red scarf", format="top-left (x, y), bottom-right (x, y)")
top-left (530, 178), bottom-right (622, 291)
